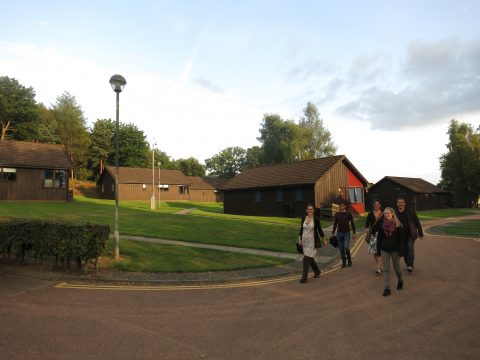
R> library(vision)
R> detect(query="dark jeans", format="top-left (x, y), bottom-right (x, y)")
top-left (405, 236), bottom-right (415, 267)
top-left (301, 256), bottom-right (320, 280)
top-left (337, 231), bottom-right (352, 265)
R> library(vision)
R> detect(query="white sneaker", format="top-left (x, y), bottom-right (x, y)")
top-left (407, 266), bottom-right (413, 273)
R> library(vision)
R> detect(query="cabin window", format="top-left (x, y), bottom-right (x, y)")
top-left (254, 191), bottom-right (261, 203)
top-left (0, 168), bottom-right (16, 181)
top-left (348, 187), bottom-right (363, 204)
top-left (44, 170), bottom-right (66, 188)
top-left (295, 189), bottom-right (303, 202)
top-left (276, 189), bottom-right (284, 202)
top-left (202, 190), bottom-right (206, 195)
top-left (159, 184), bottom-right (169, 191)
top-left (179, 185), bottom-right (188, 194)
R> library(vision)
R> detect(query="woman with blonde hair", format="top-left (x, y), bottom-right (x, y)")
top-left (371, 207), bottom-right (406, 296)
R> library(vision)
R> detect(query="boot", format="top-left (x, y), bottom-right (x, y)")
top-left (340, 249), bottom-right (347, 267)
top-left (300, 256), bottom-right (309, 283)
top-left (310, 258), bottom-right (320, 278)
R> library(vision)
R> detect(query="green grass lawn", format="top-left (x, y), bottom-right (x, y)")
top-left (434, 219), bottom-right (480, 237)
top-left (104, 238), bottom-right (292, 272)
top-left (0, 197), bottom-right (302, 253)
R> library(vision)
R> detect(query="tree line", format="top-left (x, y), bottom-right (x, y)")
top-left (0, 76), bottom-right (337, 180)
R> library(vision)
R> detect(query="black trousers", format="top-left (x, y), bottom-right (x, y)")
top-left (301, 255), bottom-right (320, 280)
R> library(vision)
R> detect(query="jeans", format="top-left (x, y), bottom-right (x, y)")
top-left (381, 251), bottom-right (403, 289)
top-left (337, 232), bottom-right (351, 265)
top-left (405, 236), bottom-right (415, 267)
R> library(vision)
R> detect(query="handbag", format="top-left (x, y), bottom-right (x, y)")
top-left (296, 242), bottom-right (303, 254)
top-left (365, 213), bottom-right (383, 244)
top-left (329, 235), bottom-right (338, 248)
top-left (368, 232), bottom-right (378, 254)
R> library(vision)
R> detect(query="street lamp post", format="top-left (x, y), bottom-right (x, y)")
top-left (157, 161), bottom-right (161, 208)
top-left (109, 74), bottom-right (126, 261)
top-left (151, 144), bottom-right (156, 210)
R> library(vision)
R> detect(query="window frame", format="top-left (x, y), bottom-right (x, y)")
top-left (43, 169), bottom-right (66, 189)
top-left (0, 167), bottom-right (16, 182)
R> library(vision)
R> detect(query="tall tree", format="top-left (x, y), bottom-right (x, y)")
top-left (175, 157), bottom-right (206, 176)
top-left (109, 122), bottom-right (150, 168)
top-left (298, 102), bottom-right (337, 158)
top-left (36, 103), bottom-right (59, 143)
top-left (0, 76), bottom-right (39, 140)
top-left (51, 92), bottom-right (91, 177)
top-left (244, 146), bottom-right (262, 169)
top-left (439, 119), bottom-right (480, 207)
top-left (257, 114), bottom-right (300, 164)
top-left (89, 119), bottom-right (115, 178)
top-left (205, 147), bottom-right (247, 179)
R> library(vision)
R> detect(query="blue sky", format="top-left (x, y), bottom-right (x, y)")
top-left (1, 0), bottom-right (479, 184)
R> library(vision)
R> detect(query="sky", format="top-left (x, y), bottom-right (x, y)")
top-left (1, 0), bottom-right (479, 184)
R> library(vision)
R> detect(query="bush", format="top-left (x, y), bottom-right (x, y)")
top-left (0, 219), bottom-right (109, 273)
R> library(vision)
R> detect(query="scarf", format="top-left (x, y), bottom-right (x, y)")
top-left (383, 218), bottom-right (396, 237)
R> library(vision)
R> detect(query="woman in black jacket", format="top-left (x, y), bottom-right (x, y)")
top-left (297, 205), bottom-right (327, 284)
top-left (372, 207), bottom-right (406, 296)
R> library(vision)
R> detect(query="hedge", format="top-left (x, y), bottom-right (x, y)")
top-left (0, 218), bottom-right (110, 273)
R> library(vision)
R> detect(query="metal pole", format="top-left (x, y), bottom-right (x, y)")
top-left (150, 147), bottom-right (156, 209)
top-left (158, 161), bottom-right (161, 207)
top-left (114, 91), bottom-right (120, 260)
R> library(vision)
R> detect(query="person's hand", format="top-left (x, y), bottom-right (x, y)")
top-left (323, 238), bottom-right (328, 246)
top-left (352, 233), bottom-right (356, 239)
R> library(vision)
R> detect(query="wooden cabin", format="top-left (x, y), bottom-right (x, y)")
top-left (222, 155), bottom-right (368, 217)
top-left (97, 166), bottom-right (224, 202)
top-left (0, 140), bottom-right (72, 201)
top-left (366, 176), bottom-right (452, 211)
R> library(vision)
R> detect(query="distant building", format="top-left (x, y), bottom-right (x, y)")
top-left (97, 166), bottom-right (224, 202)
top-left (0, 140), bottom-right (72, 201)
top-left (222, 155), bottom-right (368, 217)
top-left (366, 176), bottom-right (452, 211)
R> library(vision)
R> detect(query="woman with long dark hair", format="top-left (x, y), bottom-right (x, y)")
top-left (297, 204), bottom-right (327, 284)
top-left (365, 200), bottom-right (384, 274)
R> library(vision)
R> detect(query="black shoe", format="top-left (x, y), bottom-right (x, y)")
top-left (406, 266), bottom-right (413, 273)
top-left (347, 261), bottom-right (352, 267)
top-left (300, 278), bottom-right (307, 284)
top-left (313, 271), bottom-right (320, 278)
top-left (341, 263), bottom-right (347, 268)
top-left (382, 288), bottom-right (391, 296)
top-left (397, 280), bottom-right (404, 290)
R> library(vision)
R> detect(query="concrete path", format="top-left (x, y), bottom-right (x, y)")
top-left (174, 208), bottom-right (196, 215)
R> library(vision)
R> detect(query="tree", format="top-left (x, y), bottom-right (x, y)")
top-left (51, 92), bottom-right (91, 178)
top-left (439, 119), bottom-right (480, 207)
top-left (205, 147), bottom-right (247, 179)
top-left (109, 122), bottom-right (150, 168)
top-left (89, 119), bottom-right (115, 178)
top-left (244, 146), bottom-right (262, 169)
top-left (298, 102), bottom-right (337, 158)
top-left (175, 157), bottom-right (206, 176)
top-left (0, 76), bottom-right (39, 140)
top-left (257, 114), bottom-right (300, 164)
top-left (36, 104), bottom-right (59, 143)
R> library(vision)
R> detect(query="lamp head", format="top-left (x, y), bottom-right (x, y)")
top-left (109, 74), bottom-right (127, 93)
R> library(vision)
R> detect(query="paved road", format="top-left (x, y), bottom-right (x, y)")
top-left (1, 217), bottom-right (479, 360)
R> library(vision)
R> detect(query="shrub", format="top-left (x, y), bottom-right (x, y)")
top-left (0, 219), bottom-right (109, 273)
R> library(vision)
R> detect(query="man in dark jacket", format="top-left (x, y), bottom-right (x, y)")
top-left (396, 197), bottom-right (424, 273)
top-left (332, 201), bottom-right (356, 267)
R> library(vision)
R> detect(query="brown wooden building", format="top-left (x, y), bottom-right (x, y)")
top-left (0, 141), bottom-right (72, 201)
top-left (223, 155), bottom-right (368, 217)
top-left (189, 176), bottom-right (227, 202)
top-left (97, 166), bottom-right (224, 202)
top-left (366, 176), bottom-right (452, 211)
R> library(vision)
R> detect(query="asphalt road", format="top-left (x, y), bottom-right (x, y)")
top-left (1, 221), bottom-right (479, 360)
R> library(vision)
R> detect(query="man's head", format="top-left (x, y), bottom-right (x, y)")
top-left (397, 197), bottom-right (406, 211)
top-left (339, 202), bottom-right (346, 211)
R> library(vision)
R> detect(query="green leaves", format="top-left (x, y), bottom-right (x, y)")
top-left (0, 219), bottom-right (110, 271)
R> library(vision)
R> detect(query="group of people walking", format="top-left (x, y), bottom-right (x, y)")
top-left (296, 197), bottom-right (423, 297)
